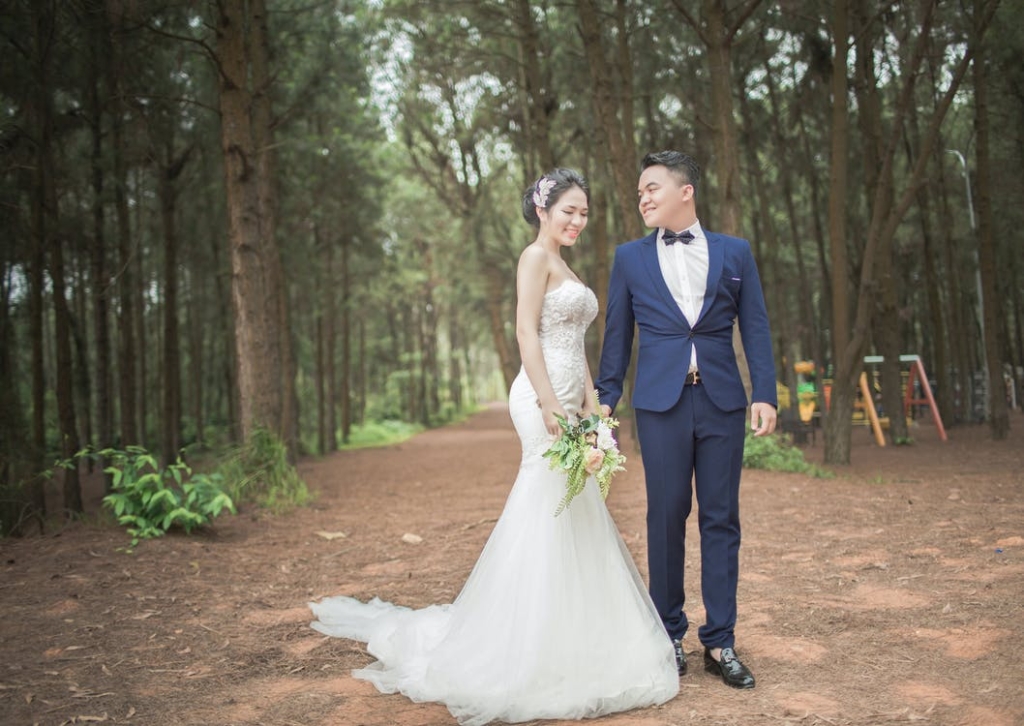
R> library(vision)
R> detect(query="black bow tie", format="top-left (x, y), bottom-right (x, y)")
top-left (663, 230), bottom-right (695, 245)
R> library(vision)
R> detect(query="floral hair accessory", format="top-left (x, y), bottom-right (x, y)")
top-left (532, 177), bottom-right (556, 208)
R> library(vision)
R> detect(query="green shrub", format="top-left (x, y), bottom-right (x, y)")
top-left (218, 428), bottom-right (310, 512)
top-left (92, 446), bottom-right (236, 551)
top-left (742, 432), bottom-right (833, 478)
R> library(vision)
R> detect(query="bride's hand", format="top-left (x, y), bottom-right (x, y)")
top-left (540, 403), bottom-right (568, 437)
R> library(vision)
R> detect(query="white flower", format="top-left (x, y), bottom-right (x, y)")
top-left (596, 421), bottom-right (616, 450)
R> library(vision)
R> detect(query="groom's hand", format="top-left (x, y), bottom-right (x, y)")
top-left (600, 404), bottom-right (612, 418)
top-left (750, 402), bottom-right (777, 437)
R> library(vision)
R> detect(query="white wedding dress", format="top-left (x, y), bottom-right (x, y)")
top-left (309, 280), bottom-right (679, 725)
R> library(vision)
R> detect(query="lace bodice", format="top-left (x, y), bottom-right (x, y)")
top-left (538, 280), bottom-right (598, 406)
top-left (508, 280), bottom-right (599, 460)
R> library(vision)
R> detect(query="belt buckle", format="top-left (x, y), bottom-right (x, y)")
top-left (688, 370), bottom-right (700, 385)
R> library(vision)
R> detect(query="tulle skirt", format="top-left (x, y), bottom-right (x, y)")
top-left (310, 374), bottom-right (678, 724)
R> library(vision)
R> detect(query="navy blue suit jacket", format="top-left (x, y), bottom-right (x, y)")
top-left (596, 230), bottom-right (777, 413)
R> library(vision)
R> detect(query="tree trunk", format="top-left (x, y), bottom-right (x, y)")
top-left (1, 253), bottom-right (37, 534)
top-left (590, 181), bottom-right (611, 350)
top-left (27, 215), bottom-right (47, 528)
top-left (253, 0), bottom-right (297, 457)
top-left (679, 0), bottom-right (765, 395)
top-left (314, 224), bottom-right (326, 454)
top-left (405, 309), bottom-right (419, 424)
top-left (737, 90), bottom-right (782, 375)
top-left (484, 263), bottom-right (519, 390)
top-left (28, 1), bottom-right (80, 515)
top-left (281, 282), bottom-right (300, 461)
top-left (209, 222), bottom-right (240, 442)
top-left (324, 226), bottom-right (338, 449)
top-left (133, 167), bottom-right (148, 444)
top-left (909, 112), bottom-right (953, 425)
top-left (824, 0), bottom-right (854, 465)
top-left (418, 299), bottom-right (433, 426)
top-left (71, 274), bottom-right (92, 462)
top-left (703, 0), bottom-right (743, 235)
top-left (853, 0), bottom-right (907, 443)
top-left (972, 11), bottom-right (1010, 439)
top-left (357, 316), bottom-right (366, 425)
top-left (315, 275), bottom-right (326, 453)
top-left (575, 0), bottom-right (641, 240)
top-left (49, 220), bottom-right (84, 515)
top-left (511, 0), bottom-right (555, 175)
top-left (340, 236), bottom-right (352, 443)
top-left (825, 0), bottom-right (984, 462)
top-left (215, 0), bottom-right (289, 444)
top-left (917, 176), bottom-right (954, 425)
top-left (764, 58), bottom-right (818, 366)
top-left (28, 163), bottom-right (47, 525)
top-left (1008, 249), bottom-right (1024, 408)
top-left (448, 302), bottom-right (463, 411)
top-left (911, 41), bottom-right (954, 425)
top-left (106, 0), bottom-right (138, 446)
top-left (797, 107), bottom-right (834, 342)
top-left (614, 0), bottom-right (637, 171)
top-left (88, 3), bottom-right (113, 488)
top-left (418, 273), bottom-right (440, 423)
top-left (159, 141), bottom-right (189, 464)
top-left (937, 158), bottom-right (973, 423)
top-left (187, 272), bottom-right (205, 448)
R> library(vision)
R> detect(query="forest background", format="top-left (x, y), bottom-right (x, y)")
top-left (1, 0), bottom-right (1022, 535)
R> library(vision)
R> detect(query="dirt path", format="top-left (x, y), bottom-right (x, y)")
top-left (2, 405), bottom-right (1023, 726)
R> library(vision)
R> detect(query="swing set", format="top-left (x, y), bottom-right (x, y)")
top-left (827, 355), bottom-right (947, 446)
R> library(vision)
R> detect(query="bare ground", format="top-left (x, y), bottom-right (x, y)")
top-left (2, 404), bottom-right (1023, 726)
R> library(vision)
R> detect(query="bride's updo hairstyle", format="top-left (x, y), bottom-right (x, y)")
top-left (522, 168), bottom-right (590, 229)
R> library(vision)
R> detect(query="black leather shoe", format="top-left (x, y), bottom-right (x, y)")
top-left (673, 640), bottom-right (687, 675)
top-left (704, 646), bottom-right (755, 689)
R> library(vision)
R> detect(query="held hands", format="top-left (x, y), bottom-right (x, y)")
top-left (750, 402), bottom-right (777, 437)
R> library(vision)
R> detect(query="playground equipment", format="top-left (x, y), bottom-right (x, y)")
top-left (775, 361), bottom-right (821, 444)
top-left (793, 361), bottom-right (818, 426)
top-left (862, 354), bottom-right (947, 442)
top-left (778, 355), bottom-right (947, 447)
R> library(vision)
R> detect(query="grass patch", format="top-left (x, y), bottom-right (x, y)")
top-left (340, 420), bottom-right (425, 449)
top-left (218, 429), bottom-right (311, 512)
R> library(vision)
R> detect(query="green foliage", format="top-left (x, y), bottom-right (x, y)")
top-left (341, 419), bottom-right (425, 449)
top-left (742, 432), bottom-right (833, 478)
top-left (217, 429), bottom-right (310, 512)
top-left (543, 413), bottom-right (626, 516)
top-left (83, 447), bottom-right (235, 552)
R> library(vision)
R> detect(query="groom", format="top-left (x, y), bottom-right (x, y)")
top-left (596, 150), bottom-right (777, 689)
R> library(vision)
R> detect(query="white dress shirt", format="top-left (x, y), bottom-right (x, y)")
top-left (656, 222), bottom-right (707, 373)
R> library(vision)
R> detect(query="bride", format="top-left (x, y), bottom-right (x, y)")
top-left (309, 169), bottom-right (679, 725)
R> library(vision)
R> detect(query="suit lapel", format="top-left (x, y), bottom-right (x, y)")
top-left (640, 233), bottom-right (690, 328)
top-left (696, 232), bottom-right (724, 323)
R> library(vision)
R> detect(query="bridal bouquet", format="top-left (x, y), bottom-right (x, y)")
top-left (542, 409), bottom-right (626, 516)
